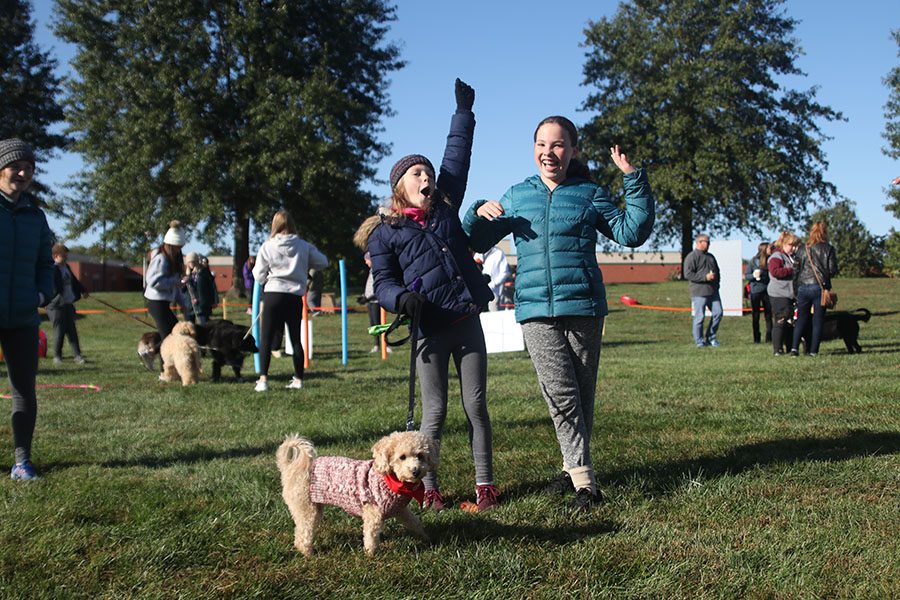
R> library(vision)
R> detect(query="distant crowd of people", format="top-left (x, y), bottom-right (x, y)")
top-left (683, 226), bottom-right (839, 356)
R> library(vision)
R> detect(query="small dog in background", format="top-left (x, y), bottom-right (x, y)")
top-left (276, 431), bottom-right (437, 556)
top-left (159, 321), bottom-right (202, 385)
top-left (138, 331), bottom-right (162, 372)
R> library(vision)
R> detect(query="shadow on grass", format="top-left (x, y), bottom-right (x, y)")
top-left (602, 428), bottom-right (900, 497)
top-left (428, 517), bottom-right (620, 546)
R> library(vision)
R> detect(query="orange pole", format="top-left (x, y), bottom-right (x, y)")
top-left (302, 294), bottom-right (310, 368)
top-left (380, 307), bottom-right (388, 360)
top-left (222, 299), bottom-right (228, 321)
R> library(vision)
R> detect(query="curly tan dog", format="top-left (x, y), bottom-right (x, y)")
top-left (159, 321), bottom-right (202, 386)
top-left (276, 431), bottom-right (438, 556)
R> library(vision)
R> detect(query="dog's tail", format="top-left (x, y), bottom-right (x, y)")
top-left (853, 308), bottom-right (871, 322)
top-left (276, 434), bottom-right (316, 502)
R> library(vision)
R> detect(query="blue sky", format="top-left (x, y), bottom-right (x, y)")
top-left (32, 0), bottom-right (900, 258)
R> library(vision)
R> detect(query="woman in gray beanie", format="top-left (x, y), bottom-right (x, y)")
top-left (0, 138), bottom-right (55, 480)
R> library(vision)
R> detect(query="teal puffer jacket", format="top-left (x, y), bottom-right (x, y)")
top-left (463, 170), bottom-right (654, 322)
top-left (0, 195), bottom-right (55, 328)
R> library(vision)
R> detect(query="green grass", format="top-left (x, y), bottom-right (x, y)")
top-left (1, 279), bottom-right (898, 599)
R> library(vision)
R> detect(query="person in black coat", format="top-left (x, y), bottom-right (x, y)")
top-left (745, 242), bottom-right (772, 344)
top-left (47, 243), bottom-right (89, 364)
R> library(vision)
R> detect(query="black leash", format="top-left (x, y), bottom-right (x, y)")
top-left (404, 306), bottom-right (421, 431)
top-left (382, 305), bottom-right (421, 432)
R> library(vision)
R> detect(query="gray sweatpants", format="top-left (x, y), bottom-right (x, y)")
top-left (521, 316), bottom-right (604, 490)
top-left (416, 315), bottom-right (493, 490)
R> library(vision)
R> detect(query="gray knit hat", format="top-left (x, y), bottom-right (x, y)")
top-left (389, 154), bottom-right (434, 190)
top-left (0, 139), bottom-right (36, 170)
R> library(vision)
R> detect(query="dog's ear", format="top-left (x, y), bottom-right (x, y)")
top-left (371, 433), bottom-right (396, 475)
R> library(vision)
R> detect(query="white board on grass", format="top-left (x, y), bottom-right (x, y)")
top-left (479, 310), bottom-right (524, 354)
top-left (284, 320), bottom-right (313, 358)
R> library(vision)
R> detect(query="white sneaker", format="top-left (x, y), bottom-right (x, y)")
top-left (53, 357), bottom-right (62, 365)
top-left (271, 350), bottom-right (283, 358)
top-left (255, 380), bottom-right (268, 392)
top-left (370, 345), bottom-right (379, 353)
top-left (285, 378), bottom-right (303, 389)
top-left (74, 355), bottom-right (86, 365)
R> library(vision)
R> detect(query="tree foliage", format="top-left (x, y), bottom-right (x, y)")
top-left (806, 200), bottom-right (883, 277)
top-left (55, 0), bottom-right (403, 290)
top-left (881, 29), bottom-right (900, 276)
top-left (0, 0), bottom-right (67, 199)
top-left (578, 0), bottom-right (841, 261)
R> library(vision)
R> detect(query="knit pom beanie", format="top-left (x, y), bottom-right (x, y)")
top-left (389, 154), bottom-right (434, 190)
top-left (163, 220), bottom-right (186, 246)
top-left (0, 139), bottom-right (35, 170)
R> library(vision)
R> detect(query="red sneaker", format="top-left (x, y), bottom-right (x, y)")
top-left (461, 484), bottom-right (500, 513)
top-left (423, 489), bottom-right (446, 512)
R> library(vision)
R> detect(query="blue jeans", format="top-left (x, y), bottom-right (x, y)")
top-left (792, 284), bottom-right (824, 354)
top-left (692, 292), bottom-right (723, 345)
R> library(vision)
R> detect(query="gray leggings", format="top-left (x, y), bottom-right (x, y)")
top-left (417, 315), bottom-right (493, 489)
top-left (521, 316), bottom-right (604, 474)
top-left (0, 326), bottom-right (39, 464)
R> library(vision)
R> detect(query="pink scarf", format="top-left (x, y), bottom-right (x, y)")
top-left (401, 207), bottom-right (427, 226)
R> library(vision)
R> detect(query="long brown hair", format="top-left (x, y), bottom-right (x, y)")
top-left (154, 243), bottom-right (183, 275)
top-left (533, 115), bottom-right (593, 181)
top-left (270, 209), bottom-right (297, 237)
top-left (807, 221), bottom-right (828, 246)
top-left (756, 242), bottom-right (769, 268)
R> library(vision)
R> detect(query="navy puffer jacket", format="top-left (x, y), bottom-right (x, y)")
top-left (367, 110), bottom-right (492, 337)
top-left (0, 194), bottom-right (54, 329)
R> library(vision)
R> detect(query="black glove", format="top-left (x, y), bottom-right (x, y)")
top-left (455, 78), bottom-right (474, 112)
top-left (356, 294), bottom-right (367, 305)
top-left (397, 291), bottom-right (427, 317)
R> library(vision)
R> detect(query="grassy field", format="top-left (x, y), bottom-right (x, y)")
top-left (0, 279), bottom-right (897, 599)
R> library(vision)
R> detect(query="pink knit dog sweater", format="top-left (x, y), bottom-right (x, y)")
top-left (309, 456), bottom-right (420, 517)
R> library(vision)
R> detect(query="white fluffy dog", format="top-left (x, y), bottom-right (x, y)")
top-left (159, 321), bottom-right (202, 386)
top-left (276, 431), bottom-right (438, 556)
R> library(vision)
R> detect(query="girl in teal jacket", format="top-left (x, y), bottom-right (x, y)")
top-left (0, 139), bottom-right (54, 481)
top-left (463, 116), bottom-right (654, 510)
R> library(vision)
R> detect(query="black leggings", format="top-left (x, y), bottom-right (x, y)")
top-left (259, 292), bottom-right (303, 379)
top-left (146, 299), bottom-right (178, 340)
top-left (0, 326), bottom-right (39, 464)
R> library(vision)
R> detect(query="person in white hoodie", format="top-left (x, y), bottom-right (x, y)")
top-left (252, 209), bottom-right (328, 392)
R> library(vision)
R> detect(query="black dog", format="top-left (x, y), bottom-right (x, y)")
top-left (195, 319), bottom-right (258, 382)
top-left (820, 308), bottom-right (870, 353)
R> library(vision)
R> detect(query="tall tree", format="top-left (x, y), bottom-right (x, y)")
top-left (806, 200), bottom-right (882, 277)
top-left (881, 29), bottom-right (900, 277)
top-left (55, 0), bottom-right (403, 293)
top-left (579, 0), bottom-right (841, 261)
top-left (0, 0), bottom-right (67, 199)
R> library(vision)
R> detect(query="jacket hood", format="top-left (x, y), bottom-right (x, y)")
top-left (272, 234), bottom-right (300, 257)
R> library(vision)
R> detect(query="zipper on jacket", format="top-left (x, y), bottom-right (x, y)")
top-left (545, 188), bottom-right (554, 316)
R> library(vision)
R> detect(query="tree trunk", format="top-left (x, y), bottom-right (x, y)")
top-left (232, 213), bottom-right (250, 297)
top-left (679, 197), bottom-right (694, 275)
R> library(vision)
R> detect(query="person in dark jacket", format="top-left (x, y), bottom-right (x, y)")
top-left (745, 242), bottom-right (772, 344)
top-left (47, 243), bottom-right (88, 365)
top-left (0, 139), bottom-right (54, 480)
top-left (791, 221), bottom-right (839, 356)
top-left (464, 115), bottom-right (654, 511)
top-left (356, 79), bottom-right (498, 514)
top-left (683, 234), bottom-right (722, 348)
top-left (184, 252), bottom-right (216, 324)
